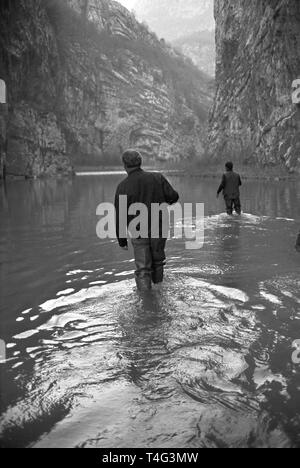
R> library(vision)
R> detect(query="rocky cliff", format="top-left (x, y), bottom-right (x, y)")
top-left (0, 0), bottom-right (213, 177)
top-left (133, 0), bottom-right (215, 76)
top-left (208, 0), bottom-right (300, 173)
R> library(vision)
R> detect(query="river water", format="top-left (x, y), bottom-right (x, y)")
top-left (0, 174), bottom-right (299, 448)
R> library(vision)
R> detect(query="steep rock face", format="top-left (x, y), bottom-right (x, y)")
top-left (0, 0), bottom-right (71, 176)
top-left (0, 0), bottom-right (212, 177)
top-left (133, 0), bottom-right (215, 76)
top-left (208, 0), bottom-right (300, 173)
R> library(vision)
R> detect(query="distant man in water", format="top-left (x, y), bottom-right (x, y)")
top-left (114, 150), bottom-right (179, 291)
top-left (217, 161), bottom-right (242, 215)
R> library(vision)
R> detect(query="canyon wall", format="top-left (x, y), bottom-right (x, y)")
top-left (0, 0), bottom-right (213, 176)
top-left (208, 0), bottom-right (300, 173)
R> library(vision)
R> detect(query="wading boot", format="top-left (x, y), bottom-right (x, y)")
top-left (152, 265), bottom-right (164, 285)
top-left (135, 274), bottom-right (152, 292)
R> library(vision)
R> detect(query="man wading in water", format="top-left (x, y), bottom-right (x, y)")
top-left (217, 161), bottom-right (242, 215)
top-left (114, 150), bottom-right (179, 291)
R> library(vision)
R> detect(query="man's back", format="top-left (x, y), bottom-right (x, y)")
top-left (219, 171), bottom-right (242, 199)
top-left (115, 167), bottom-right (179, 245)
top-left (217, 163), bottom-right (242, 215)
top-left (114, 151), bottom-right (179, 291)
top-left (116, 168), bottom-right (178, 208)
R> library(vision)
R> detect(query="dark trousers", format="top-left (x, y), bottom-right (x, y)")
top-left (224, 196), bottom-right (241, 215)
top-left (131, 238), bottom-right (167, 290)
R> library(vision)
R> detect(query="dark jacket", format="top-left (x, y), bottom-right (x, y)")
top-left (217, 171), bottom-right (242, 199)
top-left (115, 168), bottom-right (179, 247)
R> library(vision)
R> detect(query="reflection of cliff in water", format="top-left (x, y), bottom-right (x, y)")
top-left (0, 175), bottom-right (299, 447)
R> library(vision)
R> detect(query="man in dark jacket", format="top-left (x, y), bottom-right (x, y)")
top-left (217, 162), bottom-right (242, 215)
top-left (115, 150), bottom-right (179, 291)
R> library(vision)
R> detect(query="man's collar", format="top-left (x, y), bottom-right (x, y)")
top-left (127, 167), bottom-right (142, 175)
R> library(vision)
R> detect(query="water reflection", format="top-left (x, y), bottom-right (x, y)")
top-left (0, 175), bottom-right (299, 448)
top-left (117, 290), bottom-right (171, 394)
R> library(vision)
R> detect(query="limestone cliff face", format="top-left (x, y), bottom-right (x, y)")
top-left (0, 0), bottom-right (212, 176)
top-left (0, 0), bottom-right (70, 176)
top-left (208, 0), bottom-right (300, 173)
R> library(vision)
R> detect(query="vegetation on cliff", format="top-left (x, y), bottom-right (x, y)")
top-left (0, 0), bottom-right (213, 176)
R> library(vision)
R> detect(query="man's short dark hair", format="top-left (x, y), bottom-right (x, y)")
top-left (122, 150), bottom-right (142, 168)
top-left (225, 161), bottom-right (233, 171)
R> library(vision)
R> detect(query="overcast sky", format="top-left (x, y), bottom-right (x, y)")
top-left (117, 0), bottom-right (136, 10)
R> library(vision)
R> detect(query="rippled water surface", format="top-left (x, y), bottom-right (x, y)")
top-left (0, 174), bottom-right (299, 448)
